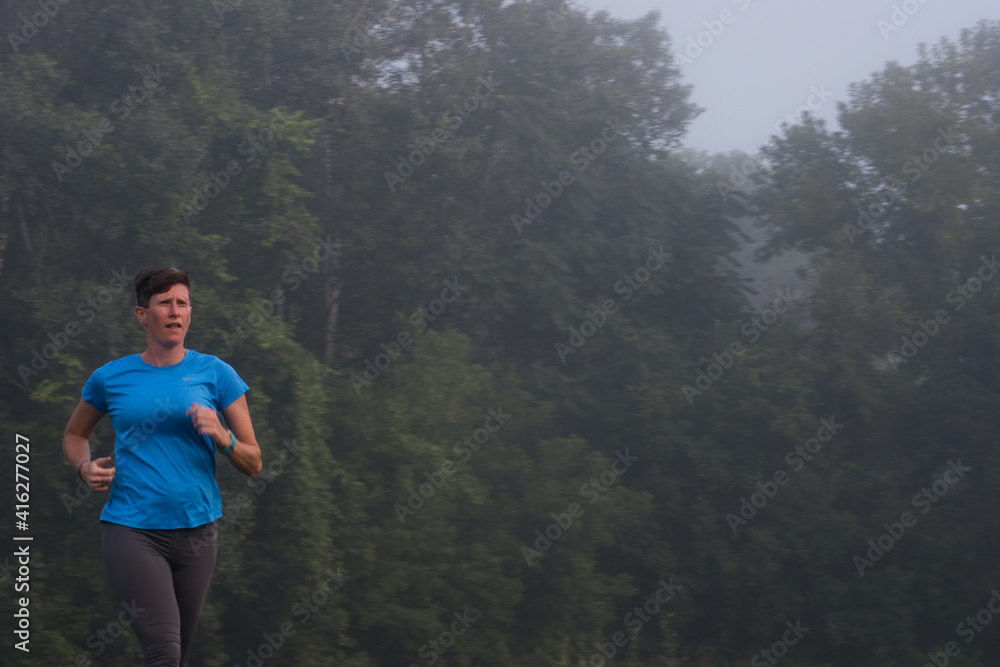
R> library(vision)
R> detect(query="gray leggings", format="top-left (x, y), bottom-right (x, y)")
top-left (101, 521), bottom-right (218, 666)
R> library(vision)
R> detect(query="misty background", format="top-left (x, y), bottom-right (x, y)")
top-left (2, 1), bottom-right (1000, 665)
top-left (579, 0), bottom-right (1000, 152)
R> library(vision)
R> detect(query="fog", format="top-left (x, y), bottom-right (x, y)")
top-left (577, 0), bottom-right (1000, 153)
top-left (4, 2), bottom-right (1000, 665)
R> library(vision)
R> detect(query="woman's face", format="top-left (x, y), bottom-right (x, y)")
top-left (138, 283), bottom-right (192, 346)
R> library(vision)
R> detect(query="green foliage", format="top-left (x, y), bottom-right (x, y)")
top-left (3, 2), bottom-right (1000, 664)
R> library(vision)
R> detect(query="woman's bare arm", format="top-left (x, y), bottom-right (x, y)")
top-left (219, 395), bottom-right (263, 477)
top-left (63, 399), bottom-right (115, 490)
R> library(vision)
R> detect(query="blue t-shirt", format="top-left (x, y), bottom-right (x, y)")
top-left (82, 349), bottom-right (249, 529)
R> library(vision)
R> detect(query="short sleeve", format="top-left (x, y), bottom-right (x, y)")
top-left (214, 358), bottom-right (250, 410)
top-left (81, 364), bottom-right (109, 413)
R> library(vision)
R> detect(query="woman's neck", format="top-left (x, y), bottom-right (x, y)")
top-left (139, 345), bottom-right (187, 367)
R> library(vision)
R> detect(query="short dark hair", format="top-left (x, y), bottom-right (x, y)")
top-left (135, 266), bottom-right (190, 308)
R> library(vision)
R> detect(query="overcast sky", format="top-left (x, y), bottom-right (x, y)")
top-left (573, 0), bottom-right (1000, 155)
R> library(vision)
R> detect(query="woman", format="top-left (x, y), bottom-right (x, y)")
top-left (62, 266), bottom-right (262, 666)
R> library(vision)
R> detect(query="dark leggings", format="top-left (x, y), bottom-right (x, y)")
top-left (102, 521), bottom-right (218, 666)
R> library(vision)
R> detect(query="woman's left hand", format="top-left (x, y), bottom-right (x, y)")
top-left (186, 403), bottom-right (227, 448)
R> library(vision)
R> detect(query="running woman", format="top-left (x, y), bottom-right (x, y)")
top-left (63, 266), bottom-right (262, 666)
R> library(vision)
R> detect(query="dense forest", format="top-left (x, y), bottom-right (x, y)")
top-left (2, 0), bottom-right (1000, 664)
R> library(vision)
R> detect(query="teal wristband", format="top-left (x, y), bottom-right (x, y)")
top-left (220, 430), bottom-right (236, 456)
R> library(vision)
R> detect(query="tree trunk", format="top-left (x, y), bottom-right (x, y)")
top-left (0, 169), bottom-right (8, 282)
top-left (322, 129), bottom-right (343, 365)
top-left (323, 246), bottom-right (341, 364)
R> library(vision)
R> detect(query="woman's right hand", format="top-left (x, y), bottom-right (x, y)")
top-left (82, 456), bottom-right (116, 491)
